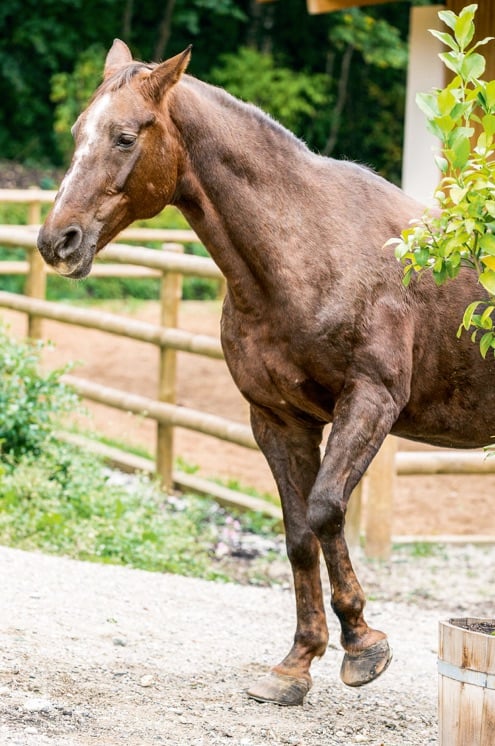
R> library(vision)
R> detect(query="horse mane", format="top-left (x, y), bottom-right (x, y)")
top-left (182, 76), bottom-right (308, 154)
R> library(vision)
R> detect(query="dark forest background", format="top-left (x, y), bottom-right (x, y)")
top-left (0, 0), bottom-right (435, 185)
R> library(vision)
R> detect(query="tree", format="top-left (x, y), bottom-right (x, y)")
top-left (1, 0), bottom-right (414, 183)
top-left (209, 47), bottom-right (329, 135)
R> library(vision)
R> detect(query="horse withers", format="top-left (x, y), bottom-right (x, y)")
top-left (38, 41), bottom-right (495, 706)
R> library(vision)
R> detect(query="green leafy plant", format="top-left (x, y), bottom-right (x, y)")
top-left (393, 4), bottom-right (495, 358)
top-left (209, 46), bottom-right (329, 135)
top-left (0, 327), bottom-right (282, 583)
top-left (0, 326), bottom-right (77, 458)
top-left (51, 45), bottom-right (105, 164)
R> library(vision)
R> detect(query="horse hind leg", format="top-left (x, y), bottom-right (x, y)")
top-left (307, 384), bottom-right (398, 687)
top-left (245, 407), bottom-right (328, 706)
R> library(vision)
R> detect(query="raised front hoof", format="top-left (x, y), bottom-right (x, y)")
top-left (246, 671), bottom-right (311, 706)
top-left (340, 638), bottom-right (392, 687)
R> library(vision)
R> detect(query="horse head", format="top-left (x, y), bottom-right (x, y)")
top-left (37, 40), bottom-right (191, 278)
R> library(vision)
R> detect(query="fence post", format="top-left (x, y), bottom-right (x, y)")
top-left (345, 480), bottom-right (363, 549)
top-left (364, 436), bottom-right (397, 560)
top-left (25, 192), bottom-right (46, 339)
top-left (156, 243), bottom-right (183, 491)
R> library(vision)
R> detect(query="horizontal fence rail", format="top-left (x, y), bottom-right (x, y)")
top-left (62, 375), bottom-right (257, 449)
top-left (0, 290), bottom-right (224, 358)
top-left (1, 191), bottom-right (494, 556)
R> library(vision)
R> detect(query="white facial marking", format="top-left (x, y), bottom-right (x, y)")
top-left (53, 93), bottom-right (113, 215)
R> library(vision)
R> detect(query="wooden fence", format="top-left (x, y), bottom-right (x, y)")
top-left (1, 189), bottom-right (495, 558)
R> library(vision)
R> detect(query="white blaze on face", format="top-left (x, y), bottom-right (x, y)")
top-left (53, 93), bottom-right (113, 214)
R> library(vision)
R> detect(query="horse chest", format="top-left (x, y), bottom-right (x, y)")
top-left (221, 316), bottom-right (338, 423)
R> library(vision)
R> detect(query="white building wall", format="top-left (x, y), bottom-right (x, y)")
top-left (402, 5), bottom-right (445, 205)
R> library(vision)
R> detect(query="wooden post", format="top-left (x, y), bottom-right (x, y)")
top-left (25, 194), bottom-right (46, 339)
top-left (345, 479), bottom-right (363, 549)
top-left (156, 243), bottom-right (183, 491)
top-left (364, 436), bottom-right (397, 560)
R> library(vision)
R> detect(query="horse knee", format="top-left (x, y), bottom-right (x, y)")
top-left (307, 492), bottom-right (345, 539)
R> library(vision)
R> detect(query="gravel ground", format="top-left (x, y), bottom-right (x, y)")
top-left (0, 542), bottom-right (494, 746)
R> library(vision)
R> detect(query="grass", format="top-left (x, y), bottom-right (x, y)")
top-left (0, 325), bottom-right (283, 585)
top-left (0, 443), bottom-right (283, 584)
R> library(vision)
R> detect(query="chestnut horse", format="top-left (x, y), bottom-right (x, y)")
top-left (38, 41), bottom-right (495, 706)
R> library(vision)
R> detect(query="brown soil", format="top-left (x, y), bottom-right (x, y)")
top-left (2, 300), bottom-right (495, 538)
top-left (451, 619), bottom-right (495, 635)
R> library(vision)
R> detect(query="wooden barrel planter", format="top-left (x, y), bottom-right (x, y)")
top-left (438, 618), bottom-right (495, 745)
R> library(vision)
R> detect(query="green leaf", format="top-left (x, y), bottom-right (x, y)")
top-left (462, 300), bottom-right (482, 331)
top-left (450, 135), bottom-right (471, 169)
top-left (416, 92), bottom-right (439, 120)
top-left (435, 114), bottom-right (456, 135)
top-left (482, 113), bottom-right (495, 136)
top-left (471, 36), bottom-right (495, 53)
top-left (454, 8), bottom-right (475, 50)
top-left (484, 80), bottom-right (495, 110)
top-left (479, 269), bottom-right (495, 295)
top-left (434, 155), bottom-right (449, 173)
top-left (429, 29), bottom-right (459, 52)
top-left (439, 51), bottom-right (462, 76)
top-left (479, 233), bottom-right (495, 255)
top-left (480, 305), bottom-right (494, 328)
top-left (438, 9), bottom-right (458, 32)
top-left (437, 87), bottom-right (457, 116)
top-left (461, 53), bottom-right (486, 81)
top-left (414, 247), bottom-right (430, 267)
top-left (480, 331), bottom-right (494, 358)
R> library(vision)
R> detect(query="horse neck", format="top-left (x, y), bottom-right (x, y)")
top-left (170, 78), bottom-right (312, 307)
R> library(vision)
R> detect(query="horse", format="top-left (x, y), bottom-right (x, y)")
top-left (37, 40), bottom-right (495, 707)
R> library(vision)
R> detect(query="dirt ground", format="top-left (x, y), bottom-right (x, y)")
top-left (2, 299), bottom-right (495, 538)
top-left (0, 541), bottom-right (494, 746)
top-left (2, 296), bottom-right (495, 746)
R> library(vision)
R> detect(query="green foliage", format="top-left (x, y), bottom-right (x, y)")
top-left (329, 8), bottom-right (408, 70)
top-left (1, 1), bottom-right (412, 183)
top-left (0, 326), bottom-right (77, 458)
top-left (174, 0), bottom-right (246, 36)
top-left (0, 445), bottom-right (227, 579)
top-left (209, 46), bottom-right (329, 134)
top-left (0, 327), bottom-right (280, 582)
top-left (51, 45), bottom-right (105, 164)
top-left (393, 4), bottom-right (495, 358)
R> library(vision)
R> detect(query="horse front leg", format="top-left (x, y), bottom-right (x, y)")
top-left (307, 380), bottom-right (399, 687)
top-left (245, 406), bottom-right (327, 706)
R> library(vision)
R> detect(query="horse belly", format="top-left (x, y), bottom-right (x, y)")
top-left (395, 375), bottom-right (495, 449)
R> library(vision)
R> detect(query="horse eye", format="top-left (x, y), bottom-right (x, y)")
top-left (116, 133), bottom-right (136, 149)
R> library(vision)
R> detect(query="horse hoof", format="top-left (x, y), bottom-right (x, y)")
top-left (340, 638), bottom-right (392, 687)
top-left (246, 671), bottom-right (311, 706)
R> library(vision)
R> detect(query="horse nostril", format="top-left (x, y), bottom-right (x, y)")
top-left (55, 224), bottom-right (83, 260)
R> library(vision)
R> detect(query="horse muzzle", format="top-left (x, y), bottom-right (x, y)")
top-left (37, 222), bottom-right (97, 278)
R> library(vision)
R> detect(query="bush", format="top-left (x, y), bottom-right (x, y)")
top-left (0, 445), bottom-right (226, 579)
top-left (0, 327), bottom-right (277, 582)
top-left (0, 326), bottom-right (77, 459)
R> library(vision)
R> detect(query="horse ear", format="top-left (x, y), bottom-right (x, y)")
top-left (143, 46), bottom-right (192, 102)
top-left (104, 39), bottom-right (133, 80)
